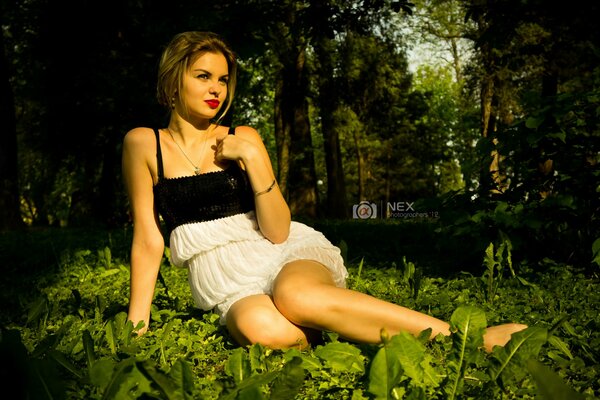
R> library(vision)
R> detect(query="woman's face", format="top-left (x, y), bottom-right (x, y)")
top-left (178, 51), bottom-right (229, 120)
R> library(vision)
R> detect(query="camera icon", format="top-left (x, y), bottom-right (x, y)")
top-left (352, 201), bottom-right (378, 219)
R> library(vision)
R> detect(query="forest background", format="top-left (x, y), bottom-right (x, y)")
top-left (1, 0), bottom-right (599, 271)
top-left (1, 0), bottom-right (600, 398)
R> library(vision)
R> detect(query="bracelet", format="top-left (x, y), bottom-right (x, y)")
top-left (255, 179), bottom-right (277, 197)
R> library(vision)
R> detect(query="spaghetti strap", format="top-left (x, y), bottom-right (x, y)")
top-left (154, 128), bottom-right (164, 180)
top-left (228, 126), bottom-right (236, 135)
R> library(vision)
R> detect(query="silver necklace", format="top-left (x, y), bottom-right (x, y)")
top-left (167, 128), bottom-right (207, 175)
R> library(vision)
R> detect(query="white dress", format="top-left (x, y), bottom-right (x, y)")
top-left (152, 126), bottom-right (348, 325)
top-left (168, 211), bottom-right (348, 324)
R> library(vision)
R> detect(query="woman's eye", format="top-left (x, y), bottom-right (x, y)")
top-left (219, 78), bottom-right (229, 85)
top-left (197, 74), bottom-right (209, 80)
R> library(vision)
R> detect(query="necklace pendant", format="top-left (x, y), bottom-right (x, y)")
top-left (194, 167), bottom-right (201, 175)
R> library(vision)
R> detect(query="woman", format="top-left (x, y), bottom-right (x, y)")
top-left (122, 31), bottom-right (526, 352)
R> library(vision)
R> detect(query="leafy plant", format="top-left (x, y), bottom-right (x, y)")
top-left (480, 235), bottom-right (515, 303)
top-left (1, 227), bottom-right (598, 399)
top-left (443, 306), bottom-right (487, 399)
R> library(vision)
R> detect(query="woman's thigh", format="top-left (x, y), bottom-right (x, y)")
top-left (225, 294), bottom-right (320, 349)
top-left (271, 260), bottom-right (338, 325)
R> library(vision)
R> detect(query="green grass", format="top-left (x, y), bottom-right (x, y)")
top-left (0, 223), bottom-right (598, 399)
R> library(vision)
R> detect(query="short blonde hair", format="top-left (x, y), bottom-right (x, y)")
top-left (157, 31), bottom-right (237, 122)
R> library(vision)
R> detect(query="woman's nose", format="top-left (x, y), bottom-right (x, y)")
top-left (209, 82), bottom-right (221, 96)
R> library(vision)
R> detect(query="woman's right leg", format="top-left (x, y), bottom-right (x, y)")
top-left (226, 294), bottom-right (321, 350)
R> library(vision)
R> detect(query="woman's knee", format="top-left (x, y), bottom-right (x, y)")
top-left (272, 285), bottom-right (309, 322)
top-left (226, 300), bottom-right (307, 349)
top-left (272, 262), bottom-right (335, 324)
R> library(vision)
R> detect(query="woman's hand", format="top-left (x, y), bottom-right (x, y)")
top-left (213, 133), bottom-right (258, 164)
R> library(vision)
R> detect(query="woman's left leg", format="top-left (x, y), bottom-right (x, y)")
top-left (272, 260), bottom-right (526, 351)
top-left (272, 260), bottom-right (451, 344)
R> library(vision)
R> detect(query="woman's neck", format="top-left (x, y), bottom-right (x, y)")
top-left (168, 118), bottom-right (217, 140)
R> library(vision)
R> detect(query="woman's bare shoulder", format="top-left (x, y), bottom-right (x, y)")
top-left (123, 127), bottom-right (156, 146)
top-left (232, 125), bottom-right (262, 143)
top-left (123, 127), bottom-right (156, 153)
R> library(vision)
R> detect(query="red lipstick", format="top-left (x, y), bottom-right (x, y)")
top-left (205, 100), bottom-right (220, 109)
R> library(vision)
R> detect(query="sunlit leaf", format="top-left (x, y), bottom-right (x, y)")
top-left (489, 327), bottom-right (548, 389)
top-left (314, 342), bottom-right (365, 373)
top-left (527, 359), bottom-right (586, 400)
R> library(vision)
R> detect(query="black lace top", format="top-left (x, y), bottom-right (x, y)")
top-left (152, 127), bottom-right (255, 234)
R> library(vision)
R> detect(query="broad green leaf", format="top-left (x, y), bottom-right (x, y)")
top-left (225, 347), bottom-right (252, 384)
top-left (26, 296), bottom-right (49, 326)
top-left (516, 276), bottom-right (538, 289)
top-left (560, 321), bottom-right (581, 338)
top-left (592, 238), bottom-right (600, 266)
top-left (101, 358), bottom-right (154, 400)
top-left (314, 341), bottom-right (364, 373)
top-left (403, 258), bottom-right (415, 282)
top-left (98, 268), bottom-right (120, 278)
top-left (282, 347), bottom-right (303, 361)
top-left (270, 356), bottom-right (305, 400)
top-left (140, 362), bottom-right (180, 400)
top-left (31, 332), bottom-right (60, 359)
top-left (238, 385), bottom-right (266, 400)
top-left (220, 371), bottom-right (279, 400)
top-left (416, 328), bottom-right (433, 343)
top-left (548, 336), bottom-right (573, 360)
top-left (489, 326), bottom-right (548, 389)
top-left (168, 358), bottom-right (195, 397)
top-left (82, 329), bottom-right (96, 369)
top-left (160, 319), bottom-right (177, 341)
top-left (113, 311), bottom-right (132, 343)
top-left (444, 306), bottom-right (486, 400)
top-left (89, 358), bottom-right (117, 388)
top-left (48, 349), bottom-right (82, 379)
top-left (284, 349), bottom-right (322, 374)
top-left (368, 340), bottom-right (403, 399)
top-left (547, 131), bottom-right (566, 143)
top-left (387, 331), bottom-right (439, 388)
top-left (290, 354), bottom-right (323, 373)
top-left (527, 359), bottom-right (586, 400)
top-left (248, 342), bottom-right (268, 372)
top-left (103, 246), bottom-right (112, 267)
top-left (526, 116), bottom-right (544, 129)
top-left (105, 319), bottom-right (117, 354)
top-left (366, 328), bottom-right (436, 399)
top-left (593, 237), bottom-right (600, 256)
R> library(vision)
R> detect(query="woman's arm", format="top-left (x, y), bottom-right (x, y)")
top-left (215, 126), bottom-right (291, 243)
top-left (122, 128), bottom-right (165, 333)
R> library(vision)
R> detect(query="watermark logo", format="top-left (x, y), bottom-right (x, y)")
top-left (351, 200), bottom-right (439, 220)
top-left (388, 201), bottom-right (415, 212)
top-left (352, 201), bottom-right (378, 219)
top-left (387, 201), bottom-right (438, 219)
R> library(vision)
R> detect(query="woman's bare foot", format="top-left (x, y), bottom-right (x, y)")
top-left (483, 323), bottom-right (528, 352)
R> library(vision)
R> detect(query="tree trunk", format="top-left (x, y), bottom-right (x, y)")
top-left (481, 80), bottom-right (505, 195)
top-left (274, 76), bottom-right (290, 199)
top-left (314, 37), bottom-right (348, 218)
top-left (480, 76), bottom-right (494, 139)
top-left (285, 47), bottom-right (318, 217)
top-left (0, 23), bottom-right (23, 230)
top-left (353, 129), bottom-right (366, 201)
top-left (478, 29), bottom-right (505, 194)
top-left (269, 14), bottom-right (318, 218)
